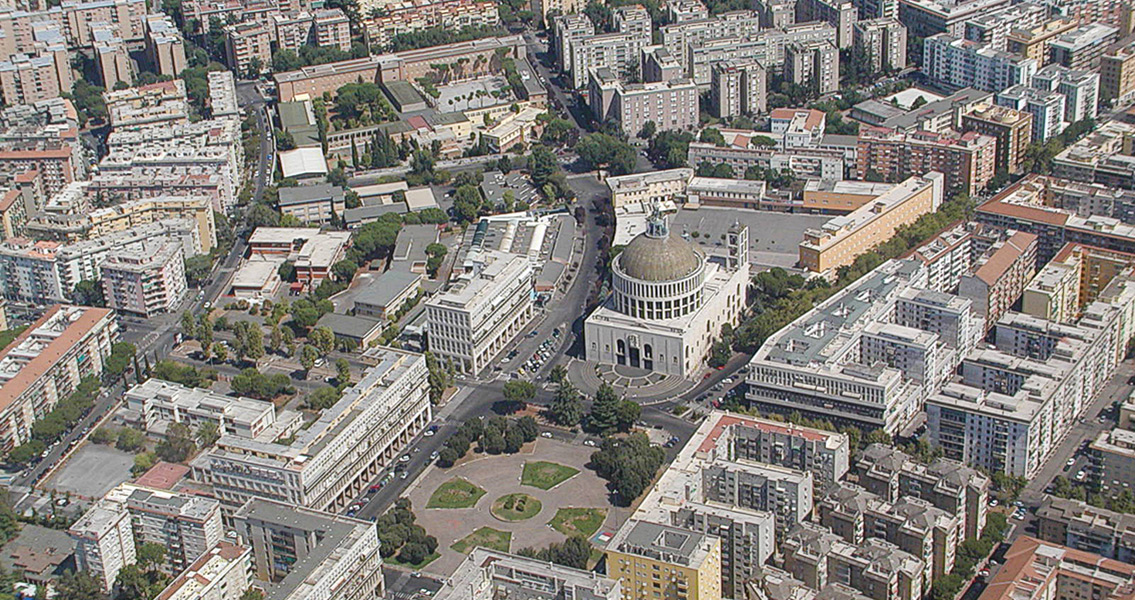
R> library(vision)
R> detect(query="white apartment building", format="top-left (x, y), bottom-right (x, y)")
top-left (426, 250), bottom-right (534, 374)
top-left (853, 18), bottom-right (908, 73)
top-left (191, 348), bottom-right (431, 512)
top-left (104, 484), bottom-right (224, 574)
top-left (438, 548), bottom-right (622, 600)
top-left (996, 85), bottom-right (1067, 141)
top-left (125, 378), bottom-right (281, 440)
top-left (927, 297), bottom-right (1130, 477)
top-left (962, 2), bottom-right (1048, 51)
top-left (235, 499), bottom-right (383, 600)
top-left (153, 542), bottom-right (252, 600)
top-left (557, 5), bottom-right (651, 88)
top-left (860, 322), bottom-right (946, 387)
top-left (747, 259), bottom-right (981, 435)
top-left (589, 68), bottom-right (700, 136)
top-left (69, 503), bottom-right (136, 592)
top-left (1031, 64), bottom-right (1099, 125)
top-left (710, 59), bottom-right (768, 118)
top-left (659, 10), bottom-right (763, 69)
top-left (923, 34), bottom-right (1038, 93)
top-left (101, 240), bottom-right (187, 317)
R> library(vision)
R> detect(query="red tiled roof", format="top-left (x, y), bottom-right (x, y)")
top-left (975, 231), bottom-right (1037, 286)
top-left (697, 412), bottom-right (831, 454)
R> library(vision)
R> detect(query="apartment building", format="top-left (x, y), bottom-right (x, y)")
top-left (818, 482), bottom-right (960, 587)
top-left (1049, 23), bottom-right (1119, 71)
top-left (61, 0), bottom-right (148, 47)
top-left (605, 520), bottom-right (723, 600)
top-left (795, 0), bottom-right (857, 48)
top-left (961, 104), bottom-right (1033, 174)
top-left (153, 542), bottom-right (252, 600)
top-left (589, 68), bottom-right (699, 136)
top-left (856, 443), bottom-right (990, 538)
top-left (531, 0), bottom-right (583, 27)
top-left (69, 503), bottom-right (135, 592)
top-left (1006, 17), bottom-right (1079, 67)
top-left (927, 304), bottom-right (1127, 478)
top-left (191, 349), bottom-right (431, 511)
top-left (277, 183), bottom-right (345, 225)
top-left (659, 10), bottom-right (763, 69)
top-left (747, 259), bottom-right (981, 434)
top-left (208, 71), bottom-right (239, 119)
top-left (996, 85), bottom-right (1067, 142)
top-left (102, 484), bottom-right (225, 574)
top-left (104, 80), bottom-right (189, 131)
top-left (438, 548), bottom-right (621, 600)
top-left (1101, 40), bottom-right (1135, 104)
top-left (1052, 120), bottom-right (1135, 190)
top-left (93, 27), bottom-right (131, 89)
top-left (685, 22), bottom-right (837, 85)
top-left (0, 53), bottom-right (73, 107)
top-left (785, 40), bottom-right (840, 94)
top-left (899, 219), bottom-right (975, 293)
top-left (101, 240), bottom-right (187, 317)
top-left (963, 3), bottom-right (1048, 51)
top-left (144, 15), bottom-right (186, 77)
top-left (1022, 243), bottom-right (1135, 323)
top-left (856, 126), bottom-right (997, 195)
top-left (896, 0), bottom-right (1011, 41)
top-left (0, 147), bottom-right (75, 198)
top-left (1036, 496), bottom-right (1135, 563)
top-left (782, 523), bottom-right (926, 600)
top-left (125, 378), bottom-right (281, 440)
top-left (976, 537), bottom-right (1135, 600)
top-left (853, 18), bottom-right (908, 73)
top-left (958, 231), bottom-right (1039, 330)
top-left (558, 5), bottom-right (651, 88)
top-left (606, 168), bottom-right (693, 210)
top-left (235, 499), bottom-right (383, 600)
top-left (0, 305), bottom-right (116, 450)
top-left (1032, 64), bottom-right (1100, 125)
top-left (800, 174), bottom-right (945, 276)
top-left (224, 21), bottom-right (271, 76)
top-left (709, 60), bottom-right (767, 118)
top-left (425, 250), bottom-right (534, 374)
top-left (313, 8), bottom-right (350, 51)
top-left (1089, 427), bottom-right (1135, 497)
top-left (923, 34), bottom-right (1038, 93)
top-left (361, 0), bottom-right (499, 50)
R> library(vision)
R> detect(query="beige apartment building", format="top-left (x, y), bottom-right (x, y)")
top-left (800, 174), bottom-right (944, 276)
top-left (224, 21), bottom-right (271, 76)
top-left (1101, 39), bottom-right (1135, 103)
top-left (313, 8), bottom-right (350, 51)
top-left (144, 15), bottom-right (187, 77)
top-left (0, 52), bottom-right (73, 107)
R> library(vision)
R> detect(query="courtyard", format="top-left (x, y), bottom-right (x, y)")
top-left (435, 76), bottom-right (512, 113)
top-left (406, 437), bottom-right (629, 576)
top-left (670, 207), bottom-right (829, 270)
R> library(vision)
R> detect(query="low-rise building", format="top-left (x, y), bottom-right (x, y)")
top-left (101, 240), bottom-right (187, 317)
top-left (125, 378), bottom-right (280, 440)
top-left (800, 174), bottom-right (944, 277)
top-left (350, 270), bottom-right (422, 319)
top-left (235, 499), bottom-right (383, 600)
top-left (0, 305), bottom-right (116, 451)
top-left (438, 548), bottom-right (622, 599)
top-left (426, 250), bottom-right (534, 374)
top-left (277, 183), bottom-right (345, 225)
top-left (191, 348), bottom-right (431, 511)
top-left (606, 168), bottom-right (693, 210)
top-left (975, 537), bottom-right (1135, 600)
top-left (685, 177), bottom-right (767, 209)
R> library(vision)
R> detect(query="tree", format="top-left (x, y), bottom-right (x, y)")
top-left (528, 145), bottom-right (559, 187)
top-left (105, 342), bottom-right (136, 378)
top-left (453, 184), bottom-right (483, 223)
top-left (864, 429), bottom-right (892, 446)
top-left (197, 421), bottom-right (220, 447)
top-left (7, 440), bottom-right (45, 465)
top-left (332, 259), bottom-right (358, 281)
top-left (481, 425), bottom-right (506, 454)
top-left (156, 422), bottom-right (197, 463)
top-left (309, 326), bottom-right (336, 355)
top-left (56, 571), bottom-right (104, 600)
top-left (306, 386), bottom-right (342, 410)
top-left (516, 535), bottom-right (591, 569)
top-left (588, 383), bottom-right (620, 434)
top-left (548, 383), bottom-right (584, 426)
top-left (212, 342), bottom-right (228, 363)
top-left (241, 589), bottom-right (266, 600)
top-left (136, 542), bottom-right (166, 569)
top-left (615, 399), bottom-right (641, 432)
top-left (72, 280), bottom-right (106, 307)
top-left (116, 428), bottom-right (146, 452)
top-left (181, 312), bottom-right (198, 340)
top-left (549, 364), bottom-right (567, 385)
top-left (575, 133), bottom-right (636, 174)
top-left (700, 128), bottom-right (726, 145)
top-left (502, 380), bottom-right (536, 412)
top-left (335, 358), bottom-right (351, 387)
top-left (638, 120), bottom-right (657, 139)
top-left (589, 433), bottom-right (665, 505)
top-left (300, 344), bottom-right (320, 371)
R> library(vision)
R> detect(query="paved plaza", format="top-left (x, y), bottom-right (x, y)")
top-left (406, 438), bottom-right (630, 576)
top-left (45, 444), bottom-right (134, 500)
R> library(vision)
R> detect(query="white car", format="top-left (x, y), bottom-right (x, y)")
top-left (540, 431), bottom-right (553, 438)
top-left (400, 454), bottom-right (411, 462)
top-left (423, 430), bottom-right (434, 437)
top-left (583, 440), bottom-right (596, 447)
top-left (1067, 458), bottom-right (1076, 467)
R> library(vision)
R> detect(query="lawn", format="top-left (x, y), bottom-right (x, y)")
top-left (451, 527), bottom-right (512, 554)
top-left (491, 493), bottom-right (543, 521)
top-left (383, 552), bottom-right (440, 569)
top-left (426, 478), bottom-right (487, 509)
top-left (549, 507), bottom-right (606, 537)
top-left (521, 461), bottom-right (579, 490)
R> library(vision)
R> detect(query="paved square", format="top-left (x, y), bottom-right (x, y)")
top-left (435, 77), bottom-right (511, 113)
top-left (45, 444), bottom-right (134, 499)
top-left (406, 438), bottom-right (630, 576)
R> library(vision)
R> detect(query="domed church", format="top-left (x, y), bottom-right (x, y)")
top-left (584, 205), bottom-right (750, 377)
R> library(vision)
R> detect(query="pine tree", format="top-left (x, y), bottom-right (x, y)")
top-left (587, 383), bottom-right (620, 434)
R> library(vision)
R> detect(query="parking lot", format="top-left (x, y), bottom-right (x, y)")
top-left (45, 443), bottom-right (135, 500)
top-left (501, 326), bottom-right (564, 377)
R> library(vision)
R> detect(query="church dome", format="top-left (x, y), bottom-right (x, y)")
top-left (617, 225), bottom-right (702, 282)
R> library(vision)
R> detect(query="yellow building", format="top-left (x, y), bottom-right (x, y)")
top-left (87, 196), bottom-right (217, 253)
top-left (799, 173), bottom-right (944, 277)
top-left (1101, 41), bottom-right (1135, 103)
top-left (1006, 18), bottom-right (1079, 66)
top-left (801, 180), bottom-right (896, 214)
top-left (605, 520), bottom-right (722, 600)
top-left (1023, 243), bottom-right (1135, 323)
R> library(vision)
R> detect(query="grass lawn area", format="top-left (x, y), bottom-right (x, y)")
top-left (521, 461), bottom-right (579, 490)
top-left (549, 507), bottom-right (606, 537)
top-left (426, 478), bottom-right (487, 509)
top-left (491, 493), bottom-right (542, 521)
top-left (451, 527), bottom-right (512, 554)
top-left (383, 552), bottom-right (440, 569)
